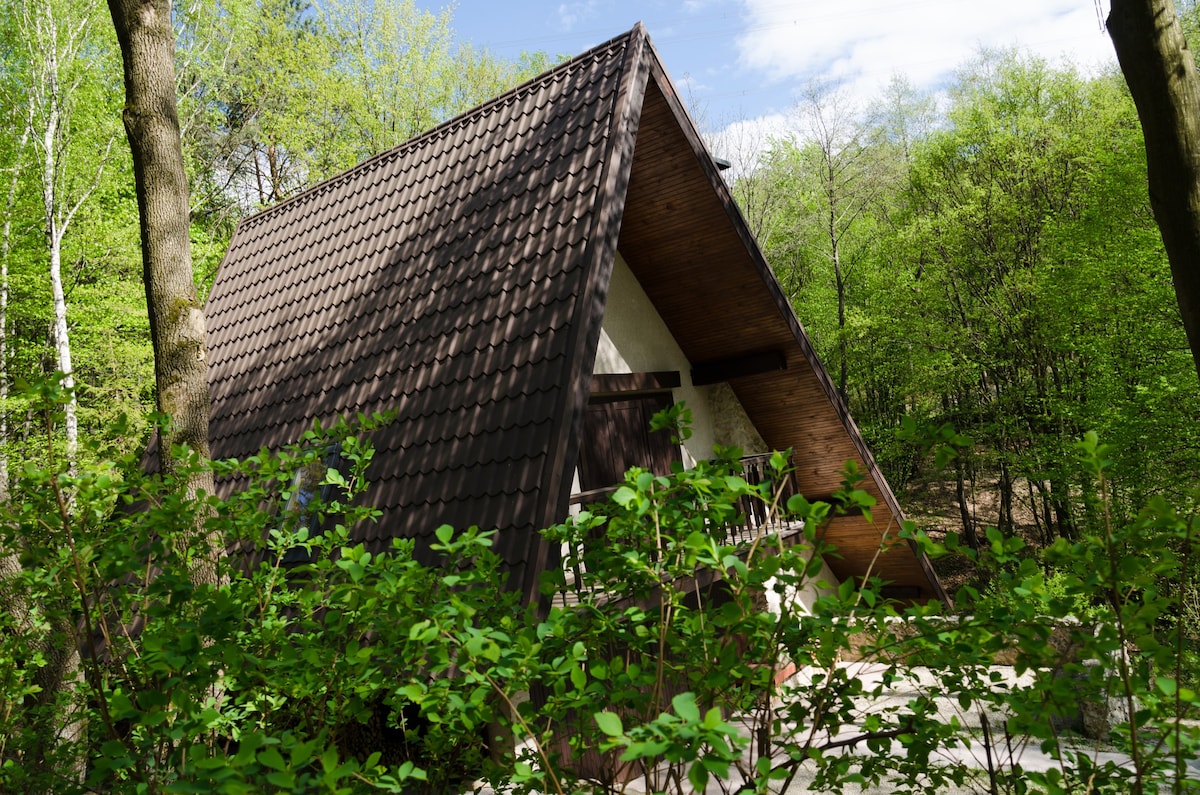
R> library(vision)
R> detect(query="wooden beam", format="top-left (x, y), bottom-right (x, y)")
top-left (691, 350), bottom-right (786, 385)
top-left (589, 370), bottom-right (681, 397)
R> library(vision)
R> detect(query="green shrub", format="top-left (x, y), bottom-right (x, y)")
top-left (3, 384), bottom-right (1198, 794)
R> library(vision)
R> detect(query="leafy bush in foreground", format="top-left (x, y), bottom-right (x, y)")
top-left (1, 385), bottom-right (1198, 793)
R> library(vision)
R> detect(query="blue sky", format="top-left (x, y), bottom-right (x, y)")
top-left (422, 0), bottom-right (1119, 143)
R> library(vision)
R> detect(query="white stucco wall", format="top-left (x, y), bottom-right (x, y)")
top-left (591, 251), bottom-right (766, 464)
top-left (573, 252), bottom-right (840, 602)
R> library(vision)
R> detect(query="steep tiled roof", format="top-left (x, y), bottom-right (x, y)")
top-left (207, 27), bottom-right (647, 599)
top-left (206, 24), bottom-right (946, 605)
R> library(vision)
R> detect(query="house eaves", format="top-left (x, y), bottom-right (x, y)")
top-left (608, 35), bottom-right (946, 602)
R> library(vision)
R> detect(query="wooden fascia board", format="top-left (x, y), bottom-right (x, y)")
top-left (641, 34), bottom-right (947, 604)
top-left (528, 25), bottom-right (651, 612)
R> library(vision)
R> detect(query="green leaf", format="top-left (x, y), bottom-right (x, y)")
top-left (786, 494), bottom-right (811, 515)
top-left (396, 761), bottom-right (427, 781)
top-left (320, 745), bottom-right (341, 774)
top-left (265, 770), bottom-right (295, 788)
top-left (595, 711), bottom-right (623, 737)
top-left (672, 691), bottom-right (700, 723)
top-left (258, 746), bottom-right (287, 771)
top-left (612, 485), bottom-right (636, 507)
top-left (408, 620), bottom-right (431, 641)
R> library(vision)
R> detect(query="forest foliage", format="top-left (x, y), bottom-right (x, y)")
top-left (730, 45), bottom-right (1200, 550)
top-left (3, 0), bottom-right (1200, 790)
top-left (2, 389), bottom-right (1197, 792)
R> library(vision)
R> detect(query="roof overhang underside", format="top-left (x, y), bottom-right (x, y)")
top-left (613, 56), bottom-right (945, 602)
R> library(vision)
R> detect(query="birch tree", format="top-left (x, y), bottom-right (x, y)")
top-left (23, 0), bottom-right (118, 473)
top-left (0, 0), bottom-right (123, 781)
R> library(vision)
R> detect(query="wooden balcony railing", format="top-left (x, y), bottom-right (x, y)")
top-left (556, 454), bottom-right (802, 607)
top-left (721, 453), bottom-right (798, 546)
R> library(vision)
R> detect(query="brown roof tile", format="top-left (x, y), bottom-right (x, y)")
top-left (207, 27), bottom-right (644, 600)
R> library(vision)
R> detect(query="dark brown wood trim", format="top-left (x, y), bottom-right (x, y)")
top-left (691, 350), bottom-right (786, 385)
top-left (534, 25), bottom-right (651, 615)
top-left (588, 370), bottom-right (681, 397)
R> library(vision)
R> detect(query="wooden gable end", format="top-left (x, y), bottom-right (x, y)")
top-left (610, 42), bottom-right (946, 602)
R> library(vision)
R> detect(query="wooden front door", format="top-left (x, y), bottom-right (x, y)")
top-left (577, 392), bottom-right (681, 492)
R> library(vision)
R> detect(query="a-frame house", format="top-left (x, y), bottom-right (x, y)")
top-left (205, 24), bottom-right (946, 607)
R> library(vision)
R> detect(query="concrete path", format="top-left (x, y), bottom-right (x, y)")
top-left (773, 662), bottom-right (1199, 793)
top-left (618, 662), bottom-right (1199, 794)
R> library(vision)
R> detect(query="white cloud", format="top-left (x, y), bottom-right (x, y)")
top-left (734, 0), bottom-right (1115, 108)
top-left (557, 0), bottom-right (601, 31)
top-left (699, 0), bottom-right (1119, 167)
top-left (706, 112), bottom-right (793, 179)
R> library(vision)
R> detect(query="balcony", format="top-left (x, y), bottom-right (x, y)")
top-left (554, 453), bottom-right (805, 608)
top-left (722, 452), bottom-right (800, 545)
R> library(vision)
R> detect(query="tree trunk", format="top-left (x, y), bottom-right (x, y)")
top-left (32, 0), bottom-right (79, 474)
top-left (955, 455), bottom-right (978, 551)
top-left (997, 458), bottom-right (1014, 535)
top-left (107, 0), bottom-right (217, 578)
top-left (833, 244), bottom-right (848, 403)
top-left (827, 186), bottom-right (848, 403)
top-left (47, 235), bottom-right (77, 470)
top-left (1108, 0), bottom-right (1200, 382)
top-left (1, 108), bottom-right (31, 501)
top-left (108, 0), bottom-right (211, 467)
top-left (1026, 479), bottom-right (1046, 547)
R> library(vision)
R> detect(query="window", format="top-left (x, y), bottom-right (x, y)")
top-left (277, 444), bottom-right (343, 565)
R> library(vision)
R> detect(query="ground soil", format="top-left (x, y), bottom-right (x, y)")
top-left (900, 473), bottom-right (1045, 600)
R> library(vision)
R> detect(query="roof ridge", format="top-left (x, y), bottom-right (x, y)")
top-left (233, 24), bottom-right (645, 230)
